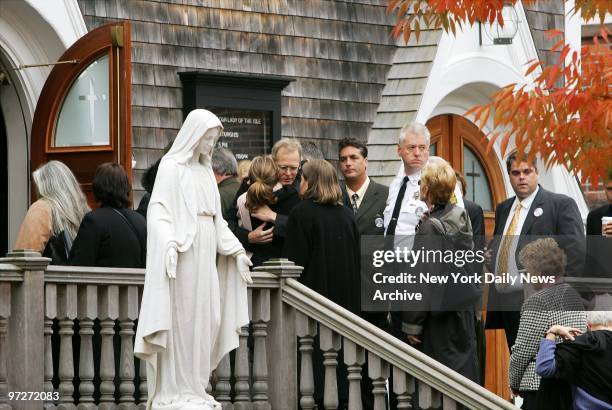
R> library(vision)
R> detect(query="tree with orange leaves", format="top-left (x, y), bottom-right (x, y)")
top-left (388, 0), bottom-right (612, 183)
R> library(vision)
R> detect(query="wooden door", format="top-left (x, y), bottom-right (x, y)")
top-left (30, 22), bottom-right (132, 205)
top-left (426, 114), bottom-right (511, 400)
top-left (426, 115), bottom-right (506, 237)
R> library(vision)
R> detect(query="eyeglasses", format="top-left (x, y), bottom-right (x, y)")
top-left (278, 165), bottom-right (299, 173)
top-left (405, 145), bottom-right (428, 152)
top-left (510, 168), bottom-right (535, 177)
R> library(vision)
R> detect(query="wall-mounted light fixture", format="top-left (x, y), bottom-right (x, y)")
top-left (479, 2), bottom-right (520, 45)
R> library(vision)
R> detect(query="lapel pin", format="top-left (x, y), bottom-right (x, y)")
top-left (375, 217), bottom-right (384, 228)
top-left (533, 207), bottom-right (543, 217)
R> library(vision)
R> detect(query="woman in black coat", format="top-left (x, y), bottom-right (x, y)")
top-left (283, 159), bottom-right (360, 410)
top-left (70, 162), bottom-right (146, 268)
top-left (284, 159), bottom-right (360, 313)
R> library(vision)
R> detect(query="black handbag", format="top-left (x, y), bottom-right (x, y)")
top-left (42, 230), bottom-right (72, 265)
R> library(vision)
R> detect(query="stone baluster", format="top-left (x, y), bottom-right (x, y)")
top-left (368, 353), bottom-right (389, 410)
top-left (215, 354), bottom-right (232, 409)
top-left (58, 284), bottom-right (77, 408)
top-left (98, 285), bottom-right (119, 410)
top-left (43, 284), bottom-right (57, 409)
top-left (417, 381), bottom-right (441, 410)
top-left (252, 288), bottom-right (270, 410)
top-left (343, 339), bottom-right (364, 410)
top-left (137, 285), bottom-right (147, 409)
top-left (254, 259), bottom-right (300, 410)
top-left (76, 285), bottom-right (97, 409)
top-left (1, 251), bottom-right (49, 410)
top-left (296, 312), bottom-right (316, 410)
top-left (119, 286), bottom-right (138, 408)
top-left (392, 367), bottom-right (414, 410)
top-left (319, 325), bottom-right (341, 410)
top-left (0, 282), bottom-right (10, 410)
top-left (137, 358), bottom-right (147, 410)
top-left (443, 394), bottom-right (458, 410)
top-left (232, 325), bottom-right (251, 410)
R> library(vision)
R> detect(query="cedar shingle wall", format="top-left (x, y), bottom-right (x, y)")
top-left (523, 1), bottom-right (564, 69)
top-left (77, 0), bottom-right (419, 201)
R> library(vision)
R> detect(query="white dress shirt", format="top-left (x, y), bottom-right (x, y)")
top-left (346, 176), bottom-right (370, 210)
top-left (495, 185), bottom-right (540, 292)
top-left (383, 170), bottom-right (427, 237)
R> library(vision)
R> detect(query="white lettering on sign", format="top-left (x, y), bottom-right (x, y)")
top-left (221, 131), bottom-right (239, 138)
top-left (218, 116), bottom-right (262, 125)
top-left (236, 153), bottom-right (249, 160)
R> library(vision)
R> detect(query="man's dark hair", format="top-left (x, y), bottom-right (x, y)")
top-left (338, 138), bottom-right (368, 158)
top-left (506, 151), bottom-right (537, 174)
top-left (93, 162), bottom-right (131, 208)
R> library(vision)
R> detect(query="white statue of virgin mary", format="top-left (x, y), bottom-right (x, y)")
top-left (135, 109), bottom-right (252, 410)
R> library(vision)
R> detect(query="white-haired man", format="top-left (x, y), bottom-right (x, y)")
top-left (383, 122), bottom-right (431, 237)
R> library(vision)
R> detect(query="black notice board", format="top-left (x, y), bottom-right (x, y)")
top-left (213, 108), bottom-right (272, 160)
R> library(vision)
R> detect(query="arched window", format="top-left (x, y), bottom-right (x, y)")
top-left (463, 145), bottom-right (493, 210)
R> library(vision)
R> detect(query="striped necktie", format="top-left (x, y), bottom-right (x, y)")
top-left (351, 193), bottom-right (359, 215)
top-left (497, 201), bottom-right (523, 278)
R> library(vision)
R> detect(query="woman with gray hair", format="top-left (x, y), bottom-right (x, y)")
top-left (509, 238), bottom-right (587, 409)
top-left (14, 160), bottom-right (90, 264)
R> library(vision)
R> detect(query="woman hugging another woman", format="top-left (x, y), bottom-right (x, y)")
top-left (237, 155), bottom-right (299, 267)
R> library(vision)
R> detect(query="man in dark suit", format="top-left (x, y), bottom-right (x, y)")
top-left (485, 152), bottom-right (585, 349)
top-left (338, 138), bottom-right (388, 236)
top-left (585, 172), bottom-right (612, 278)
top-left (338, 138), bottom-right (390, 410)
top-left (456, 171), bottom-right (487, 385)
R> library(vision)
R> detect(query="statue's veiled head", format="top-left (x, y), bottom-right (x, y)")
top-left (164, 109), bottom-right (223, 165)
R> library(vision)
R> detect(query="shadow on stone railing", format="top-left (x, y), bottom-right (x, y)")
top-left (7, 252), bottom-right (600, 409)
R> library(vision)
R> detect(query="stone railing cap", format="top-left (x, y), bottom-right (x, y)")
top-left (253, 258), bottom-right (303, 277)
top-left (0, 250), bottom-right (51, 270)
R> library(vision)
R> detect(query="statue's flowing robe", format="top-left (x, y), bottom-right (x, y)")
top-left (134, 111), bottom-right (248, 409)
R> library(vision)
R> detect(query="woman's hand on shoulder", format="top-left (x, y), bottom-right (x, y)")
top-left (236, 252), bottom-right (253, 284)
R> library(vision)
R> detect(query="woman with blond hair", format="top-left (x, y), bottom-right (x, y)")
top-left (402, 158), bottom-right (481, 383)
top-left (15, 160), bottom-right (90, 264)
top-left (236, 155), bottom-right (299, 267)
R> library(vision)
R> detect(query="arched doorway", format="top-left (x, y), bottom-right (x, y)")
top-left (426, 114), bottom-right (506, 236)
top-left (426, 114), bottom-right (511, 399)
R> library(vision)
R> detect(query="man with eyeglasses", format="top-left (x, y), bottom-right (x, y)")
top-left (226, 138), bottom-right (302, 251)
top-left (485, 151), bottom-right (585, 349)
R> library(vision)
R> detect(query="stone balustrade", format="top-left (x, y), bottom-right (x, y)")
top-left (0, 251), bottom-right (564, 409)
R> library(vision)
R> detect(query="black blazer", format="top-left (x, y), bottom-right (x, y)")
top-left (490, 186), bottom-right (585, 277)
top-left (341, 180), bottom-right (389, 236)
top-left (486, 187), bottom-right (585, 339)
top-left (69, 207), bottom-right (147, 268)
top-left (585, 204), bottom-right (612, 277)
top-left (464, 199), bottom-right (485, 250)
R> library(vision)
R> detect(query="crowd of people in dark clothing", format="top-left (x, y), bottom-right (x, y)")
top-left (14, 118), bottom-right (612, 410)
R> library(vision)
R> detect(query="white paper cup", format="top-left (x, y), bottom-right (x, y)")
top-left (602, 216), bottom-right (612, 236)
